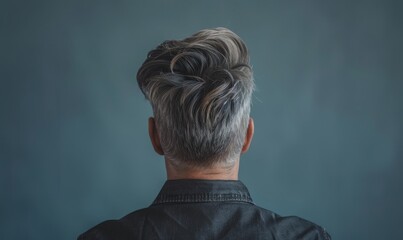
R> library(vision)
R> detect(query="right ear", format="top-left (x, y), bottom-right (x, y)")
top-left (241, 118), bottom-right (254, 154)
top-left (148, 117), bottom-right (164, 155)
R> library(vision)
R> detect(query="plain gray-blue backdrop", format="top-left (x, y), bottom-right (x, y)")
top-left (1, 0), bottom-right (402, 239)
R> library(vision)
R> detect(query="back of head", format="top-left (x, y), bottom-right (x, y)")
top-left (137, 27), bottom-right (254, 169)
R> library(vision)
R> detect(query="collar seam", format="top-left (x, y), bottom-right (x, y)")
top-left (152, 193), bottom-right (254, 205)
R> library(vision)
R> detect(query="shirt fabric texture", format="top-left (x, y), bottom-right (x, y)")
top-left (78, 179), bottom-right (331, 240)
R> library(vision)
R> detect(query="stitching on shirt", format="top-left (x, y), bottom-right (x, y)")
top-left (152, 193), bottom-right (253, 205)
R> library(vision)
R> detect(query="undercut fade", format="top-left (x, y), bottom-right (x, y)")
top-left (137, 27), bottom-right (254, 168)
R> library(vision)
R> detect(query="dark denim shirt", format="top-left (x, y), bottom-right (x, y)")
top-left (78, 180), bottom-right (331, 240)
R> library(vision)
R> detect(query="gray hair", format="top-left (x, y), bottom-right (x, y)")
top-left (137, 27), bottom-right (254, 168)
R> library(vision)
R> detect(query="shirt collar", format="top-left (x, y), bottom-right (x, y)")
top-left (152, 179), bottom-right (254, 205)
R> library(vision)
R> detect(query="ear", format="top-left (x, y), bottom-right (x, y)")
top-left (148, 117), bottom-right (164, 155)
top-left (241, 118), bottom-right (254, 154)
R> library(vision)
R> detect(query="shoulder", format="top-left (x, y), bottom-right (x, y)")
top-left (77, 208), bottom-right (150, 240)
top-left (77, 220), bottom-right (134, 240)
top-left (275, 215), bottom-right (331, 240)
top-left (254, 206), bottom-right (331, 240)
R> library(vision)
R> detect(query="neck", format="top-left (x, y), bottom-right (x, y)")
top-left (165, 159), bottom-right (239, 180)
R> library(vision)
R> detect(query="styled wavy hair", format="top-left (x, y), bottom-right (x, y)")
top-left (137, 27), bottom-right (254, 168)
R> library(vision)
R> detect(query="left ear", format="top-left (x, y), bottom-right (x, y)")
top-left (148, 117), bottom-right (164, 155)
top-left (241, 118), bottom-right (254, 153)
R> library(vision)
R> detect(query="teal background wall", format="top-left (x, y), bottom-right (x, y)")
top-left (1, 0), bottom-right (402, 239)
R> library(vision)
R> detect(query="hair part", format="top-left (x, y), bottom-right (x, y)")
top-left (137, 27), bottom-right (254, 168)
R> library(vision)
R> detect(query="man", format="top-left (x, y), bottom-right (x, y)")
top-left (78, 27), bottom-right (331, 240)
